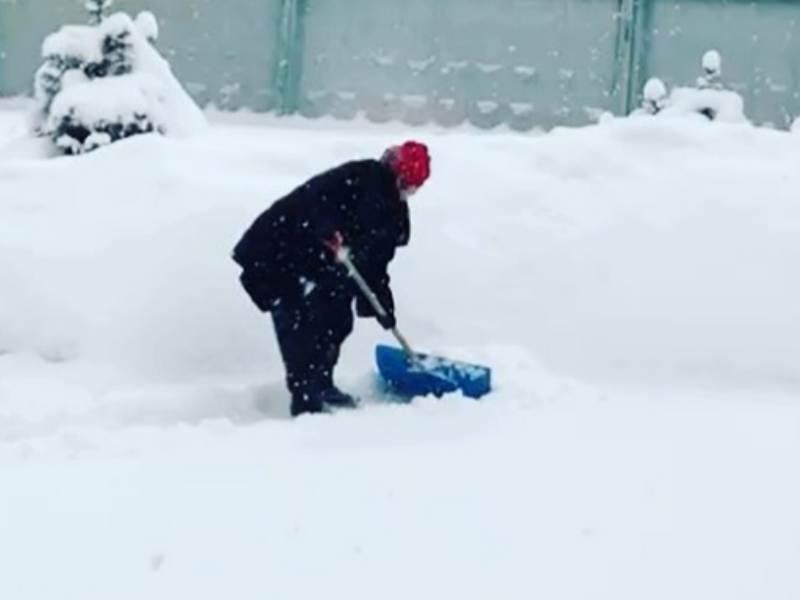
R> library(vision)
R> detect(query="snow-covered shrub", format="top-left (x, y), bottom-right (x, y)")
top-left (634, 77), bottom-right (668, 116)
top-left (30, 8), bottom-right (206, 156)
top-left (696, 50), bottom-right (722, 90)
top-left (633, 49), bottom-right (747, 124)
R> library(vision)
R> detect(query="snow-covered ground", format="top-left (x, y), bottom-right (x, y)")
top-left (1, 102), bottom-right (799, 599)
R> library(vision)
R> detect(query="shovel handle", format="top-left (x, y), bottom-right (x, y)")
top-left (334, 248), bottom-right (425, 369)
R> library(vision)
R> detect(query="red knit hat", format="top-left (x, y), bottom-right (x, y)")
top-left (382, 141), bottom-right (431, 190)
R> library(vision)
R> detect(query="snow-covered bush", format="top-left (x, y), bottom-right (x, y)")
top-left (30, 6), bottom-right (206, 156)
top-left (633, 49), bottom-right (748, 124)
top-left (634, 77), bottom-right (668, 116)
top-left (696, 50), bottom-right (722, 90)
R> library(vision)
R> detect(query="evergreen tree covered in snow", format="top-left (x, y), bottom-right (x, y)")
top-left (30, 6), bottom-right (206, 156)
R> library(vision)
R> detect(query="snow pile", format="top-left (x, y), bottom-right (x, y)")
top-left (633, 49), bottom-right (747, 123)
top-left (30, 10), bottom-right (206, 155)
top-left (1, 109), bottom-right (800, 393)
top-left (658, 86), bottom-right (746, 123)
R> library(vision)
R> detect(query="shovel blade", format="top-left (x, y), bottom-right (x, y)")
top-left (375, 344), bottom-right (492, 400)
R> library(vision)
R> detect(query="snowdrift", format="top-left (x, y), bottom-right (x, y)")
top-left (1, 111), bottom-right (800, 394)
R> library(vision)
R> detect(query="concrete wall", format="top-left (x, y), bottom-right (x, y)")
top-left (1, 0), bottom-right (799, 130)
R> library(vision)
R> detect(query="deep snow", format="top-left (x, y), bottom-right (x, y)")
top-left (1, 102), bottom-right (799, 600)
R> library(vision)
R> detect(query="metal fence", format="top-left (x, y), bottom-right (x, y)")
top-left (1, 0), bottom-right (799, 130)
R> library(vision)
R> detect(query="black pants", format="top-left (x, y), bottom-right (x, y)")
top-left (270, 286), bottom-right (354, 404)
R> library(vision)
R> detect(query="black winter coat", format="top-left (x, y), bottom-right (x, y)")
top-left (232, 159), bottom-right (410, 316)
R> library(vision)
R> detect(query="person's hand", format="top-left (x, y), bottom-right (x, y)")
top-left (323, 231), bottom-right (344, 254)
top-left (376, 310), bottom-right (396, 330)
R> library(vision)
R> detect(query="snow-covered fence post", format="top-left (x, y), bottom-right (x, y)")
top-left (275, 0), bottom-right (304, 116)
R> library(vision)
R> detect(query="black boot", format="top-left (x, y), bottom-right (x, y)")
top-left (317, 387), bottom-right (359, 410)
top-left (290, 392), bottom-right (325, 417)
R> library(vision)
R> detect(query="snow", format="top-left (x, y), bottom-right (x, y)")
top-left (134, 10), bottom-right (159, 42)
top-left (702, 49), bottom-right (722, 74)
top-left (401, 94), bottom-right (426, 109)
top-left (1, 105), bottom-right (800, 599)
top-left (48, 71), bottom-right (165, 130)
top-left (659, 86), bottom-right (745, 122)
top-left (634, 75), bottom-right (745, 123)
top-left (477, 100), bottom-right (499, 114)
top-left (510, 102), bottom-right (534, 116)
top-left (41, 24), bottom-right (105, 65)
top-left (122, 13), bottom-right (207, 137)
top-left (643, 77), bottom-right (667, 103)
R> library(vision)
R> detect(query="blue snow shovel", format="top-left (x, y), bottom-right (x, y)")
top-left (334, 248), bottom-right (492, 400)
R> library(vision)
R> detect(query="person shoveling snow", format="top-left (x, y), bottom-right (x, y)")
top-left (231, 141), bottom-right (432, 416)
